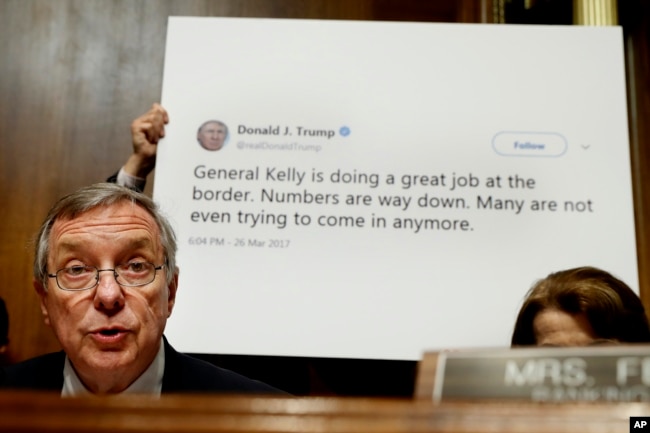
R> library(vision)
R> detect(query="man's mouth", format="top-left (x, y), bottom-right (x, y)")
top-left (91, 328), bottom-right (129, 343)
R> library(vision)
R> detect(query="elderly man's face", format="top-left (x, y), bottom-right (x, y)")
top-left (35, 201), bottom-right (178, 394)
top-left (197, 122), bottom-right (227, 150)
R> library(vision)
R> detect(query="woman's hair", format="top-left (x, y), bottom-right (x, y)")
top-left (511, 266), bottom-right (650, 346)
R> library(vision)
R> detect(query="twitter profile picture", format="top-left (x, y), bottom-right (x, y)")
top-left (197, 120), bottom-right (229, 151)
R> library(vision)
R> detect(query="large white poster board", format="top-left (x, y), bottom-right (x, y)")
top-left (154, 17), bottom-right (636, 360)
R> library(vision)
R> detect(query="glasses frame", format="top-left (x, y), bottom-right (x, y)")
top-left (47, 262), bottom-right (166, 292)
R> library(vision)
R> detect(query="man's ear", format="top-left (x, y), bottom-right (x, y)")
top-left (34, 279), bottom-right (51, 327)
top-left (166, 266), bottom-right (179, 317)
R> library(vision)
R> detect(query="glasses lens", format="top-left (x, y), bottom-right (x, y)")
top-left (57, 266), bottom-right (97, 291)
top-left (115, 262), bottom-right (156, 286)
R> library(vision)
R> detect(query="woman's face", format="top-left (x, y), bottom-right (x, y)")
top-left (532, 308), bottom-right (599, 346)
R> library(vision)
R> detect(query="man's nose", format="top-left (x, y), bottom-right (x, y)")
top-left (93, 271), bottom-right (125, 312)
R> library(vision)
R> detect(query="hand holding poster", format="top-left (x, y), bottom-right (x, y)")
top-left (154, 18), bottom-right (636, 360)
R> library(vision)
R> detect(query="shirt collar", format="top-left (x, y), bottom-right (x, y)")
top-left (61, 338), bottom-right (165, 396)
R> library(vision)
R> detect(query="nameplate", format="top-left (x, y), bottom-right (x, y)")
top-left (430, 345), bottom-right (650, 403)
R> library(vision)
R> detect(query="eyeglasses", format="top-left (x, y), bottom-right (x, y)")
top-left (47, 262), bottom-right (165, 291)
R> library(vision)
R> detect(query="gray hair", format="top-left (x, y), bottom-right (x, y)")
top-left (34, 183), bottom-right (177, 287)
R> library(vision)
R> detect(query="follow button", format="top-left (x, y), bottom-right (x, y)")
top-left (492, 131), bottom-right (567, 157)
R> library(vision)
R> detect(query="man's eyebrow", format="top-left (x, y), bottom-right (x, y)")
top-left (127, 238), bottom-right (155, 248)
top-left (55, 241), bottom-right (83, 252)
top-left (56, 237), bottom-right (155, 251)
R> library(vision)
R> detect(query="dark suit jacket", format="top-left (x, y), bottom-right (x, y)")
top-left (106, 171), bottom-right (120, 185)
top-left (106, 171), bottom-right (145, 193)
top-left (0, 337), bottom-right (284, 394)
